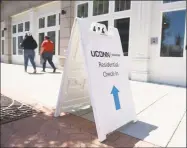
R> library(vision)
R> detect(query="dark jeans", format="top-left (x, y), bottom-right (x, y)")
top-left (42, 52), bottom-right (56, 70)
top-left (24, 50), bottom-right (36, 71)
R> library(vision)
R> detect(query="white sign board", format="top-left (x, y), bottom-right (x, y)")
top-left (55, 18), bottom-right (137, 142)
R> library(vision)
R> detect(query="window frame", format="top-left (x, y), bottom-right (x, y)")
top-left (37, 12), bottom-right (60, 56)
top-left (18, 23), bottom-right (24, 33)
top-left (160, 9), bottom-right (186, 57)
top-left (12, 25), bottom-right (17, 34)
top-left (47, 14), bottom-right (56, 27)
top-left (114, 0), bottom-right (131, 12)
top-left (25, 21), bottom-right (30, 31)
top-left (163, 0), bottom-right (184, 4)
top-left (93, 0), bottom-right (109, 16)
top-left (39, 17), bottom-right (45, 29)
top-left (77, 2), bottom-right (89, 18)
top-left (114, 17), bottom-right (130, 56)
top-left (12, 37), bottom-right (17, 55)
top-left (17, 35), bottom-right (24, 55)
top-left (1, 30), bottom-right (4, 38)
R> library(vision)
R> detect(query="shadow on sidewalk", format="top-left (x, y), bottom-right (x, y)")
top-left (46, 72), bottom-right (62, 74)
top-left (1, 111), bottom-right (158, 147)
top-left (28, 72), bottom-right (45, 75)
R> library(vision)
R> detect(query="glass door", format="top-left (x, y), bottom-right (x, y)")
top-left (47, 31), bottom-right (56, 55)
top-left (149, 0), bottom-right (186, 86)
top-left (160, 10), bottom-right (186, 58)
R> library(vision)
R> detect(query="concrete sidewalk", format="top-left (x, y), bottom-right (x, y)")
top-left (1, 63), bottom-right (186, 147)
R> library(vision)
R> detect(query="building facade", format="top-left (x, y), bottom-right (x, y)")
top-left (0, 0), bottom-right (186, 87)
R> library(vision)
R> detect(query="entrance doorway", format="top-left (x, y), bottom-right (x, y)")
top-left (36, 12), bottom-right (60, 67)
top-left (149, 1), bottom-right (186, 86)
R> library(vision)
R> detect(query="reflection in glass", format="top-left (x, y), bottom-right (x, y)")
top-left (18, 36), bottom-right (23, 55)
top-left (47, 31), bottom-right (56, 54)
top-left (163, 0), bottom-right (184, 3)
top-left (77, 3), bottom-right (88, 18)
top-left (13, 25), bottom-right (17, 34)
top-left (93, 0), bottom-right (109, 16)
top-left (58, 30), bottom-right (60, 55)
top-left (18, 23), bottom-right (23, 32)
top-left (39, 17), bottom-right (45, 28)
top-left (2, 30), bottom-right (4, 37)
top-left (39, 33), bottom-right (45, 54)
top-left (115, 0), bottom-right (131, 12)
top-left (25, 21), bottom-right (30, 31)
top-left (13, 37), bottom-right (16, 55)
top-left (1, 40), bottom-right (4, 55)
top-left (47, 15), bottom-right (56, 27)
top-left (160, 10), bottom-right (186, 57)
top-left (114, 18), bottom-right (130, 56)
top-left (59, 13), bottom-right (60, 25)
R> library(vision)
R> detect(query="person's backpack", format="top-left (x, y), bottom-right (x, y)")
top-left (31, 39), bottom-right (38, 49)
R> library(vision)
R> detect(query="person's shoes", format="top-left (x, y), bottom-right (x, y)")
top-left (42, 70), bottom-right (46, 72)
top-left (33, 70), bottom-right (37, 74)
top-left (53, 68), bottom-right (56, 73)
top-left (25, 70), bottom-right (27, 73)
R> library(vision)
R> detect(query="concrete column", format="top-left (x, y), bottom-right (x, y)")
top-left (29, 8), bottom-right (36, 38)
top-left (59, 1), bottom-right (75, 66)
top-left (129, 1), bottom-right (153, 82)
top-left (3, 17), bottom-right (12, 64)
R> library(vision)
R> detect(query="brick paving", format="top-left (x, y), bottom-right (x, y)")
top-left (0, 112), bottom-right (161, 147)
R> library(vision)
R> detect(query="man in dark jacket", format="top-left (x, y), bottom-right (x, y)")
top-left (21, 33), bottom-right (37, 73)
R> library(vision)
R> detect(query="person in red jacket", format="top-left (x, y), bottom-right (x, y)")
top-left (40, 36), bottom-right (56, 72)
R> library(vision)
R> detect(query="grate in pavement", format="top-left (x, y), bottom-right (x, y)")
top-left (0, 94), bottom-right (38, 124)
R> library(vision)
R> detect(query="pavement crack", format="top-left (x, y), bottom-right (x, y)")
top-left (137, 93), bottom-right (169, 115)
top-left (165, 111), bottom-right (186, 147)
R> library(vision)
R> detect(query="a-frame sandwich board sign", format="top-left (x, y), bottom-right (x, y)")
top-left (55, 18), bottom-right (137, 142)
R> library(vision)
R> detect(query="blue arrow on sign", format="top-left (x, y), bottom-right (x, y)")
top-left (111, 86), bottom-right (121, 110)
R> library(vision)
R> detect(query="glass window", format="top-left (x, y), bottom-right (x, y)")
top-left (38, 33), bottom-right (45, 53)
top-left (1, 40), bottom-right (4, 55)
top-left (163, 0), bottom-right (184, 3)
top-left (160, 10), bottom-right (186, 57)
top-left (47, 31), bottom-right (56, 54)
top-left (115, 0), bottom-right (131, 12)
top-left (2, 30), bottom-right (4, 37)
top-left (39, 17), bottom-right (45, 28)
top-left (77, 3), bottom-right (88, 18)
top-left (59, 13), bottom-right (60, 25)
top-left (13, 25), bottom-right (17, 34)
top-left (58, 30), bottom-right (60, 55)
top-left (93, 0), bottom-right (109, 16)
top-left (13, 37), bottom-right (16, 55)
top-left (47, 14), bottom-right (56, 27)
top-left (114, 18), bottom-right (130, 56)
top-left (25, 21), bottom-right (30, 31)
top-left (18, 23), bottom-right (23, 32)
top-left (98, 21), bottom-right (108, 30)
top-left (18, 36), bottom-right (23, 55)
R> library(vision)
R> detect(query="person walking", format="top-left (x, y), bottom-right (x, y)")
top-left (40, 36), bottom-right (56, 73)
top-left (21, 33), bottom-right (37, 73)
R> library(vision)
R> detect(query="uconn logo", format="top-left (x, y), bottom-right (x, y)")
top-left (91, 51), bottom-right (111, 58)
